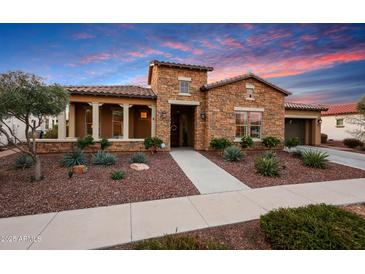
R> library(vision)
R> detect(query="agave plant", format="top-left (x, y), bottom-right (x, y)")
top-left (302, 150), bottom-right (329, 169)
top-left (92, 151), bottom-right (117, 166)
top-left (60, 148), bottom-right (87, 167)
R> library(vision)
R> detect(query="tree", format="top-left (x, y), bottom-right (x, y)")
top-left (346, 96), bottom-right (365, 142)
top-left (0, 71), bottom-right (68, 180)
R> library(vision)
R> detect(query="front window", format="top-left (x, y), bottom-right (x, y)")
top-left (235, 111), bottom-right (262, 139)
top-left (112, 111), bottom-right (124, 138)
top-left (179, 80), bottom-right (190, 94)
top-left (336, 118), bottom-right (344, 127)
top-left (85, 109), bottom-right (92, 135)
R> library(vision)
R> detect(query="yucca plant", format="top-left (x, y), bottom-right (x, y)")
top-left (130, 152), bottom-right (147, 163)
top-left (262, 151), bottom-right (277, 159)
top-left (92, 151), bottom-right (117, 166)
top-left (302, 150), bottom-right (329, 169)
top-left (111, 170), bottom-right (124, 180)
top-left (60, 148), bottom-right (87, 167)
top-left (255, 155), bottom-right (280, 177)
top-left (223, 146), bottom-right (245, 162)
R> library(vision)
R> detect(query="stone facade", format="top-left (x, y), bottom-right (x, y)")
top-left (150, 65), bottom-right (208, 150)
top-left (205, 78), bottom-right (285, 149)
top-left (36, 140), bottom-right (147, 154)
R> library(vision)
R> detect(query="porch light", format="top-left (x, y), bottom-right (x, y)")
top-left (318, 118), bottom-right (322, 124)
top-left (200, 112), bottom-right (206, 120)
top-left (159, 110), bottom-right (167, 119)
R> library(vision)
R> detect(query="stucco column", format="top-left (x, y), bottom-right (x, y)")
top-left (150, 105), bottom-right (156, 137)
top-left (121, 104), bottom-right (129, 140)
top-left (57, 110), bottom-right (66, 139)
top-left (68, 103), bottom-right (75, 138)
top-left (92, 102), bottom-right (100, 140)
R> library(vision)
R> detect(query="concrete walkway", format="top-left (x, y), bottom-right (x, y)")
top-left (0, 148), bottom-right (19, 158)
top-left (1, 177), bottom-right (364, 250)
top-left (297, 145), bottom-right (365, 170)
top-left (170, 149), bottom-right (250, 194)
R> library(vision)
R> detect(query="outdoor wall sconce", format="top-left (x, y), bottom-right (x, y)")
top-left (159, 110), bottom-right (167, 119)
top-left (200, 112), bottom-right (206, 120)
top-left (318, 118), bottom-right (322, 124)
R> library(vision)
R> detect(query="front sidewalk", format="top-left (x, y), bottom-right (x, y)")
top-left (1, 178), bottom-right (364, 250)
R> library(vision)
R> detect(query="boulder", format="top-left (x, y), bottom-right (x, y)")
top-left (72, 165), bottom-right (87, 174)
top-left (130, 163), bottom-right (150, 171)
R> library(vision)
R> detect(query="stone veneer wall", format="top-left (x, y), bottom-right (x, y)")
top-left (205, 78), bottom-right (286, 150)
top-left (35, 141), bottom-right (147, 154)
top-left (150, 65), bottom-right (208, 150)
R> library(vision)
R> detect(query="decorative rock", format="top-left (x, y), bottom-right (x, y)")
top-left (130, 163), bottom-right (150, 171)
top-left (72, 165), bottom-right (88, 174)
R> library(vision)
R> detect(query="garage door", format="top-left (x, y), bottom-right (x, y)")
top-left (285, 118), bottom-right (305, 144)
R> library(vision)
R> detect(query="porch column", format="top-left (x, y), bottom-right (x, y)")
top-left (121, 104), bottom-right (129, 140)
top-left (57, 110), bottom-right (66, 139)
top-left (68, 103), bottom-right (75, 138)
top-left (150, 105), bottom-right (156, 137)
top-left (92, 102), bottom-right (100, 140)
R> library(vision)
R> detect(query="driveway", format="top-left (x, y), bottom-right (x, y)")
top-left (297, 145), bottom-right (365, 171)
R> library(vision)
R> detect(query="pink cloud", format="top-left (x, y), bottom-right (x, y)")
top-left (209, 49), bottom-right (365, 82)
top-left (217, 37), bottom-right (243, 48)
top-left (128, 74), bottom-right (148, 86)
top-left (301, 34), bottom-right (318, 41)
top-left (246, 30), bottom-right (290, 46)
top-left (128, 51), bottom-right (145, 57)
top-left (72, 32), bottom-right (95, 40)
top-left (200, 39), bottom-right (218, 49)
top-left (240, 23), bottom-right (254, 30)
top-left (79, 52), bottom-right (113, 64)
top-left (162, 41), bottom-right (190, 51)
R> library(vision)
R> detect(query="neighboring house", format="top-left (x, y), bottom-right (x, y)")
top-left (35, 60), bottom-right (327, 153)
top-left (321, 103), bottom-right (363, 141)
top-left (0, 116), bottom-right (57, 146)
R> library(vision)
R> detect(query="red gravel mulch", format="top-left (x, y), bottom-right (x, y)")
top-left (107, 219), bottom-right (270, 250)
top-left (0, 152), bottom-right (199, 218)
top-left (200, 151), bottom-right (365, 188)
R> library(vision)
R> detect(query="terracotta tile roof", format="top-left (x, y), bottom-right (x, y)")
top-left (322, 103), bottom-right (358, 116)
top-left (150, 60), bottom-right (214, 71)
top-left (65, 85), bottom-right (156, 99)
top-left (201, 72), bottom-right (292, 96)
top-left (285, 102), bottom-right (328, 111)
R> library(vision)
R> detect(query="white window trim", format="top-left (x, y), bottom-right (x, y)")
top-left (178, 93), bottom-right (192, 96)
top-left (234, 107), bottom-right (264, 112)
top-left (178, 76), bottom-right (192, 81)
top-left (168, 100), bottom-right (200, 106)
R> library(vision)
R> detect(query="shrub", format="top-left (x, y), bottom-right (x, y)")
top-left (92, 151), bottom-right (116, 166)
top-left (223, 146), bottom-right (245, 162)
top-left (321, 133), bottom-right (328, 144)
top-left (262, 151), bottom-right (277, 159)
top-left (144, 137), bottom-right (163, 153)
top-left (210, 137), bottom-right (232, 151)
top-left (240, 136), bottom-right (253, 148)
top-left (15, 154), bottom-right (34, 169)
top-left (302, 149), bottom-right (329, 169)
top-left (260, 204), bottom-right (365, 250)
top-left (343, 138), bottom-right (363, 148)
top-left (262, 136), bottom-right (281, 149)
top-left (285, 137), bottom-right (300, 149)
top-left (44, 125), bottom-right (58, 139)
top-left (255, 155), bottom-right (280, 177)
top-left (111, 170), bottom-right (124, 180)
top-left (100, 138), bottom-right (112, 150)
top-left (130, 152), bottom-right (147, 163)
top-left (134, 234), bottom-right (230, 250)
top-left (76, 135), bottom-right (95, 149)
top-left (60, 148), bottom-right (87, 167)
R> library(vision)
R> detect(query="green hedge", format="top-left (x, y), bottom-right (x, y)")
top-left (260, 204), bottom-right (365, 249)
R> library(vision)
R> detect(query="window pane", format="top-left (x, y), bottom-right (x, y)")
top-left (249, 112), bottom-right (262, 126)
top-left (86, 109), bottom-right (92, 135)
top-left (180, 81), bottom-right (189, 93)
top-left (250, 126), bottom-right (261, 138)
top-left (235, 111), bottom-right (247, 125)
top-left (336, 119), bottom-right (343, 126)
top-left (235, 125), bottom-right (247, 138)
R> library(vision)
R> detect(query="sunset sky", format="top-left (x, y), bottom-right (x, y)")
top-left (0, 23), bottom-right (364, 104)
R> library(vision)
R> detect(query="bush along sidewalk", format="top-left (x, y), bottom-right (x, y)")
top-left (260, 204), bottom-right (365, 250)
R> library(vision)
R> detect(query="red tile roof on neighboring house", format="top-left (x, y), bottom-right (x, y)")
top-left (65, 85), bottom-right (156, 99)
top-left (201, 72), bottom-right (292, 96)
top-left (321, 103), bottom-right (358, 116)
top-left (285, 102), bottom-right (328, 111)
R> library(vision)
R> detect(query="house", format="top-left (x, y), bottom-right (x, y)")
top-left (35, 60), bottom-right (327, 153)
top-left (321, 103), bottom-right (363, 141)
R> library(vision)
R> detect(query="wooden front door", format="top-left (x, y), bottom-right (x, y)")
top-left (170, 109), bottom-right (180, 147)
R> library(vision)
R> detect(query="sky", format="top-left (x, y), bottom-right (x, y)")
top-left (0, 23), bottom-right (364, 104)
